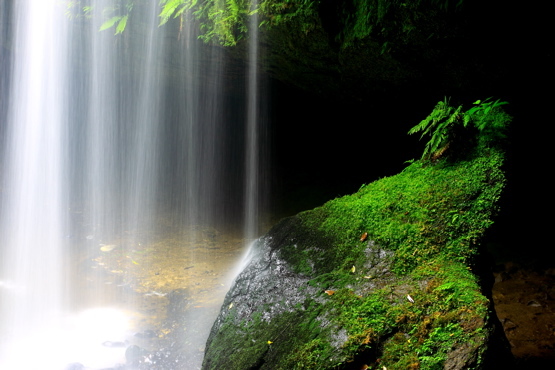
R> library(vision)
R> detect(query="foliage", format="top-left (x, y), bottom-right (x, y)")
top-left (99, 1), bottom-right (133, 34)
top-left (340, 0), bottom-right (441, 44)
top-left (65, 1), bottom-right (94, 19)
top-left (64, 0), bottom-right (133, 34)
top-left (465, 98), bottom-right (511, 148)
top-left (66, 0), bottom-right (465, 46)
top-left (160, 0), bottom-right (255, 45)
top-left (408, 97), bottom-right (510, 160)
top-left (407, 98), bottom-right (463, 160)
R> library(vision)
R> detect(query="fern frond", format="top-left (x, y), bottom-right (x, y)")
top-left (160, 0), bottom-right (187, 25)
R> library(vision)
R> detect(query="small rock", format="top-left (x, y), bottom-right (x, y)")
top-left (502, 318), bottom-right (518, 331)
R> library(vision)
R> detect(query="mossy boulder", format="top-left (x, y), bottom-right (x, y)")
top-left (203, 144), bottom-right (510, 369)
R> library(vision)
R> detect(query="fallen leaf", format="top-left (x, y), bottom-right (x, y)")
top-left (351, 265), bottom-right (356, 273)
top-left (324, 290), bottom-right (335, 295)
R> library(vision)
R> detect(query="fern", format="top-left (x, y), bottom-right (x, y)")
top-left (409, 97), bottom-right (510, 160)
top-left (160, 0), bottom-right (193, 25)
top-left (408, 98), bottom-right (463, 159)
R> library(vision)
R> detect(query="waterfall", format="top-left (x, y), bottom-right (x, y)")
top-left (0, 1), bottom-right (266, 368)
top-left (0, 1), bottom-right (70, 367)
top-left (245, 0), bottom-right (263, 242)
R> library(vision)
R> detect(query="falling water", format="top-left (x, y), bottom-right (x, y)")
top-left (0, 1), bottom-right (266, 369)
top-left (244, 0), bottom-right (264, 242)
top-left (0, 1), bottom-right (70, 367)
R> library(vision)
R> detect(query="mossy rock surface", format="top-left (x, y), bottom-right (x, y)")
top-left (203, 147), bottom-right (509, 369)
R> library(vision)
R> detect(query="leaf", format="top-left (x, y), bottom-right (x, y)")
top-left (360, 232), bottom-right (368, 241)
top-left (351, 265), bottom-right (356, 273)
top-left (324, 290), bottom-right (335, 295)
top-left (100, 16), bottom-right (123, 31)
top-left (160, 0), bottom-right (186, 25)
top-left (435, 281), bottom-right (455, 291)
top-left (115, 15), bottom-right (128, 34)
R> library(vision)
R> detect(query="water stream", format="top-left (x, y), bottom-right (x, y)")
top-left (0, 1), bottom-right (265, 369)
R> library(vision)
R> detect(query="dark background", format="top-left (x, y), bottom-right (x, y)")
top-left (265, 1), bottom-right (552, 269)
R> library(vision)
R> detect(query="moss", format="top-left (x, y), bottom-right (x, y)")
top-left (285, 338), bottom-right (335, 368)
top-left (376, 259), bottom-right (490, 369)
top-left (310, 146), bottom-right (502, 273)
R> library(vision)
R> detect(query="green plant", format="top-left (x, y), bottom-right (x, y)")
top-left (159, 0), bottom-right (256, 45)
top-left (465, 98), bottom-right (511, 148)
top-left (408, 98), bottom-right (463, 160)
top-left (71, 0), bottom-right (466, 46)
top-left (99, 1), bottom-right (134, 34)
top-left (408, 97), bottom-right (509, 160)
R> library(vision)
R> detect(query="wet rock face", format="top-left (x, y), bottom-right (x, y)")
top-left (202, 217), bottom-right (328, 369)
top-left (207, 223), bottom-right (319, 337)
top-left (202, 216), bottom-right (401, 369)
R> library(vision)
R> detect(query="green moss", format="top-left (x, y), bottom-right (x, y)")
top-left (285, 338), bottom-right (335, 368)
top-left (292, 145), bottom-right (504, 277)
top-left (379, 259), bottom-right (490, 369)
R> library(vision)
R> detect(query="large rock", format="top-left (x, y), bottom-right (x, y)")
top-left (203, 146), bottom-right (512, 369)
